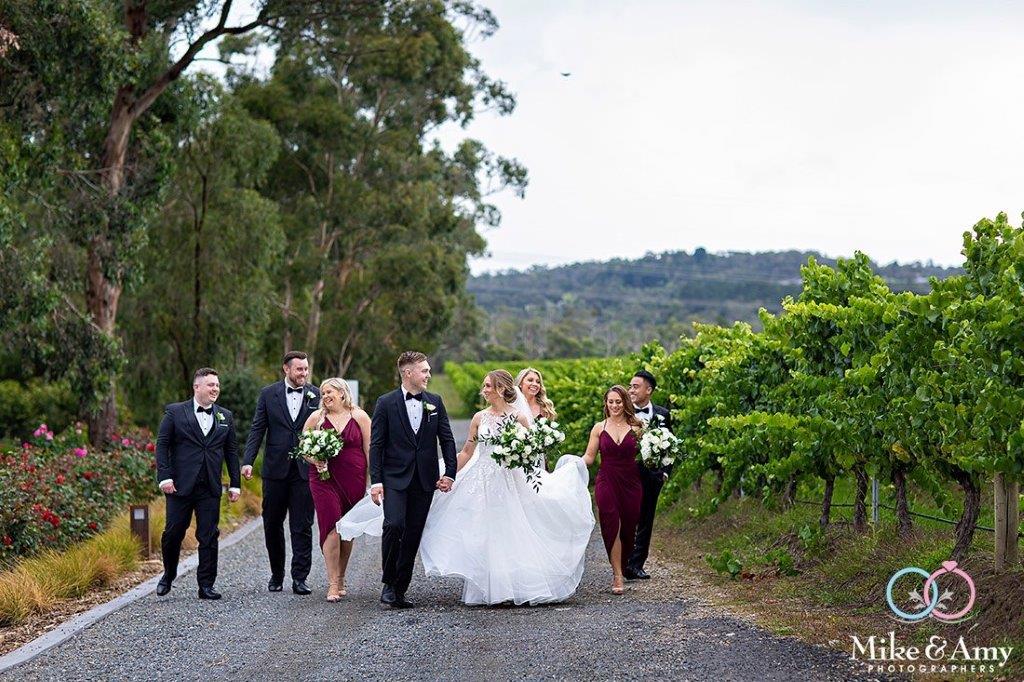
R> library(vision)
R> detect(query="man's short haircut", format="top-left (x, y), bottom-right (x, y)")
top-left (283, 350), bottom-right (308, 366)
top-left (194, 367), bottom-right (219, 382)
top-left (397, 351), bottom-right (428, 369)
top-left (633, 370), bottom-right (657, 391)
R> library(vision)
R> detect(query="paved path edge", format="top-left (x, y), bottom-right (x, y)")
top-left (0, 516), bottom-right (265, 674)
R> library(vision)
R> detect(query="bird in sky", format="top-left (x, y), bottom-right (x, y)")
top-left (560, 72), bottom-right (571, 77)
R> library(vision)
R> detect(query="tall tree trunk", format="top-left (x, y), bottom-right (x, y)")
top-left (853, 465), bottom-right (869, 533)
top-left (819, 475), bottom-right (835, 529)
top-left (305, 278), bottom-right (325, 358)
top-left (892, 466), bottom-right (913, 538)
top-left (86, 92), bottom-right (133, 446)
top-left (282, 277), bottom-right (293, 354)
top-left (951, 470), bottom-right (981, 563)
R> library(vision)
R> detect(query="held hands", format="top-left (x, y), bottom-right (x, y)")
top-left (241, 465), bottom-right (253, 480)
top-left (436, 476), bottom-right (454, 493)
top-left (370, 486), bottom-right (384, 506)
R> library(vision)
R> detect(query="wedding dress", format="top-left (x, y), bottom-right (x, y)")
top-left (337, 390), bottom-right (594, 605)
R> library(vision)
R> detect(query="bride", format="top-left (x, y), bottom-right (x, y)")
top-left (338, 369), bottom-right (594, 605)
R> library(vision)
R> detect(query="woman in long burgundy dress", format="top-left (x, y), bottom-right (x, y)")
top-left (582, 385), bottom-right (644, 594)
top-left (301, 378), bottom-right (370, 602)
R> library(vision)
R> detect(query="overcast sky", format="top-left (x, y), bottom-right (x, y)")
top-left (430, 0), bottom-right (1024, 274)
top-left (213, 1), bottom-right (1024, 274)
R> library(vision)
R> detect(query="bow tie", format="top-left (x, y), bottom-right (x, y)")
top-left (196, 405), bottom-right (213, 415)
top-left (287, 386), bottom-right (303, 394)
top-left (635, 405), bottom-right (651, 415)
top-left (405, 392), bottom-right (424, 402)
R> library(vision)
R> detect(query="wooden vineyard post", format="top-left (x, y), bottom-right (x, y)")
top-left (994, 475), bottom-right (1019, 571)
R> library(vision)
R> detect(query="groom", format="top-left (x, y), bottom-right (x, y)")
top-left (369, 351), bottom-right (457, 608)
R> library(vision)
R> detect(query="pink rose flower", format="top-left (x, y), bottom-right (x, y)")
top-left (73, 447), bottom-right (88, 458)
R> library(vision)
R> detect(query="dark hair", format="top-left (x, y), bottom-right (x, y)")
top-left (604, 385), bottom-right (642, 428)
top-left (194, 367), bottom-right (218, 382)
top-left (283, 350), bottom-right (308, 366)
top-left (633, 370), bottom-right (657, 391)
top-left (397, 351), bottom-right (428, 369)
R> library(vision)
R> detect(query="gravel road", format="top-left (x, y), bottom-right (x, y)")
top-left (2, 421), bottom-right (898, 681)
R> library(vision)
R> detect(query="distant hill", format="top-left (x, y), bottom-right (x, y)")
top-left (447, 249), bottom-right (960, 361)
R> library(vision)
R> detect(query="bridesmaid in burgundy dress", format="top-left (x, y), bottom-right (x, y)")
top-left (301, 378), bottom-right (370, 602)
top-left (582, 385), bottom-right (643, 594)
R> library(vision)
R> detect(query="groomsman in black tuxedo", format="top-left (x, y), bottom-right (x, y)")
top-left (155, 368), bottom-right (240, 599)
top-left (626, 370), bottom-right (673, 580)
top-left (369, 351), bottom-right (458, 608)
top-left (242, 351), bottom-right (320, 595)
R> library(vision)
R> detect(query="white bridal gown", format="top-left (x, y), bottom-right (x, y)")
top-left (337, 409), bottom-right (594, 605)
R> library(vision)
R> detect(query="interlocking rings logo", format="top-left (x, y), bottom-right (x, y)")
top-left (885, 560), bottom-right (976, 623)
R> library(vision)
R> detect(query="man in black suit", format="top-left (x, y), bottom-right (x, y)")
top-left (155, 367), bottom-right (241, 600)
top-left (369, 351), bottom-right (458, 608)
top-left (242, 350), bottom-right (321, 595)
top-left (626, 370), bottom-right (673, 580)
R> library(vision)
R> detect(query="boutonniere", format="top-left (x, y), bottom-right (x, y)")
top-left (424, 402), bottom-right (437, 413)
top-left (306, 390), bottom-right (316, 400)
top-left (216, 412), bottom-right (226, 422)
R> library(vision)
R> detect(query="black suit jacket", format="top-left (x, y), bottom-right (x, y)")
top-left (369, 388), bottom-right (458, 492)
top-left (242, 381), bottom-right (321, 479)
top-left (155, 400), bottom-right (241, 497)
top-left (640, 403), bottom-right (674, 480)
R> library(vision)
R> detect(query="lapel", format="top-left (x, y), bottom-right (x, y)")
top-left (181, 401), bottom-right (205, 445)
top-left (415, 393), bottom-right (436, 446)
top-left (297, 387), bottom-right (317, 428)
top-left (395, 389), bottom-right (417, 444)
top-left (276, 381), bottom-right (293, 426)
top-left (208, 404), bottom-right (225, 443)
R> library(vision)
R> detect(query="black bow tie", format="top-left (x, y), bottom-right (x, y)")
top-left (405, 392), bottom-right (423, 402)
top-left (196, 405), bottom-right (213, 414)
top-left (287, 386), bottom-right (303, 394)
top-left (635, 406), bottom-right (651, 415)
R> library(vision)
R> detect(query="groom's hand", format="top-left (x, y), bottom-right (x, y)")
top-left (436, 476), bottom-right (454, 493)
top-left (159, 479), bottom-right (176, 494)
top-left (241, 465), bottom-right (253, 480)
top-left (370, 485), bottom-right (384, 506)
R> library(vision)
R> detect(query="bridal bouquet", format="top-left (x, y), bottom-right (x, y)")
top-left (528, 417), bottom-right (566, 468)
top-left (291, 428), bottom-right (344, 480)
top-left (638, 425), bottom-right (682, 470)
top-left (480, 415), bottom-right (543, 491)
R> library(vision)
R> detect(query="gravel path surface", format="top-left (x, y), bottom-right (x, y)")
top-left (3, 421), bottom-right (899, 681)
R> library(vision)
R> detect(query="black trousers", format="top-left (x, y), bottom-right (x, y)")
top-left (162, 484), bottom-right (221, 588)
top-left (261, 466), bottom-right (314, 581)
top-left (629, 468), bottom-right (665, 572)
top-left (381, 483), bottom-right (433, 595)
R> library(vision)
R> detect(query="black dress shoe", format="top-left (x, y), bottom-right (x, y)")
top-left (392, 594), bottom-right (415, 609)
top-left (623, 568), bottom-right (639, 581)
top-left (292, 580), bottom-right (311, 595)
top-left (156, 575), bottom-right (173, 596)
top-left (198, 586), bottom-right (222, 600)
top-left (633, 567), bottom-right (651, 580)
top-left (268, 578), bottom-right (283, 592)
top-left (380, 585), bottom-right (396, 605)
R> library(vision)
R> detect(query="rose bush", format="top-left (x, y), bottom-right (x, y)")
top-left (0, 423), bottom-right (156, 567)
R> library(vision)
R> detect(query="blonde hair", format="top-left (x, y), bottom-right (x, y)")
top-left (482, 369), bottom-right (517, 404)
top-left (515, 367), bottom-right (556, 420)
top-left (316, 377), bottom-right (355, 427)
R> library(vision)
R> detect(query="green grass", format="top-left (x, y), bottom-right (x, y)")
top-left (661, 476), bottom-right (1024, 678)
top-left (430, 373), bottom-right (470, 418)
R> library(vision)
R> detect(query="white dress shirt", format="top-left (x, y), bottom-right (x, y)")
top-left (285, 380), bottom-right (303, 422)
top-left (194, 397), bottom-right (214, 436)
top-left (633, 402), bottom-right (654, 425)
top-left (405, 392), bottom-right (424, 433)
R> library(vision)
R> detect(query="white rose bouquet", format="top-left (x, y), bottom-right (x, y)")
top-left (527, 417), bottom-right (566, 469)
top-left (291, 428), bottom-right (344, 480)
top-left (638, 425), bottom-right (682, 470)
top-left (479, 414), bottom-right (542, 491)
